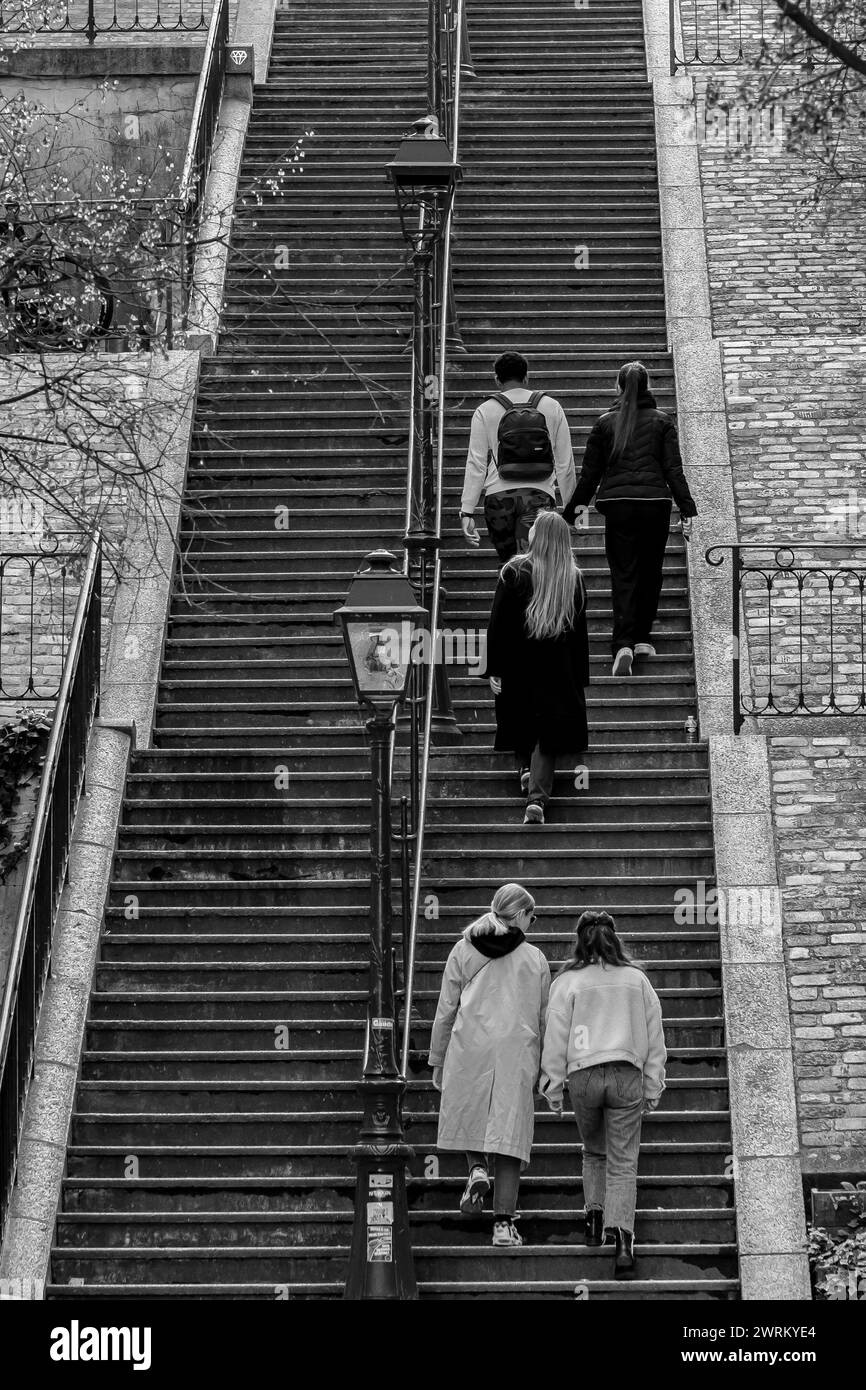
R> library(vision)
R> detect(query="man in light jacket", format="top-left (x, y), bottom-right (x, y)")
top-left (460, 350), bottom-right (576, 562)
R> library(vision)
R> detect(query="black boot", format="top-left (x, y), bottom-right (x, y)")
top-left (605, 1226), bottom-right (636, 1278)
top-left (584, 1207), bottom-right (603, 1246)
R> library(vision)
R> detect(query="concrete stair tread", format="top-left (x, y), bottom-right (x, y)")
top-left (71, 1076), bottom-right (729, 1094)
top-left (69, 1110), bottom-right (728, 1124)
top-left (66, 1140), bottom-right (730, 1155)
top-left (45, 1278), bottom-right (739, 1296)
top-left (61, 1172), bottom-right (733, 1188)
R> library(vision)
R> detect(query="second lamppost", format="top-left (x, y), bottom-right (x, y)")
top-left (335, 551), bottom-right (427, 1300)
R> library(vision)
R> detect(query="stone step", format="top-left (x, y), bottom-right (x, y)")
top-left (106, 876), bottom-right (711, 909)
top-left (111, 820), bottom-right (714, 857)
top-left (81, 1017), bottom-right (723, 1050)
top-left (68, 1106), bottom-right (727, 1148)
top-left (42, 1278), bottom-right (737, 1301)
top-left (97, 928), bottom-right (721, 959)
top-left (49, 1244), bottom-right (737, 1288)
top-left (64, 1137), bottom-right (730, 1177)
top-left (121, 794), bottom-right (709, 828)
top-left (132, 742), bottom-right (708, 772)
top-left (87, 977), bottom-right (722, 1022)
top-left (69, 1077), bottom-right (730, 1120)
top-left (54, 1205), bottom-right (736, 1247)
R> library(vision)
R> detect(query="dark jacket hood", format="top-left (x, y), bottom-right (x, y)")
top-left (463, 912), bottom-right (527, 959)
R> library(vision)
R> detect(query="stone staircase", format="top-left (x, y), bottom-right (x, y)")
top-left (46, 0), bottom-right (738, 1299)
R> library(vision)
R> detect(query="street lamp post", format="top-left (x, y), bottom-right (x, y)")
top-left (386, 129), bottom-right (462, 737)
top-left (335, 551), bottom-right (427, 1300)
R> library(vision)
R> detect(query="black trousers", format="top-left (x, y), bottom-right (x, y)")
top-left (602, 500), bottom-right (672, 657)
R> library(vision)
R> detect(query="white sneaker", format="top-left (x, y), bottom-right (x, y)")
top-left (492, 1219), bottom-right (523, 1247)
top-left (523, 802), bottom-right (544, 825)
top-left (634, 643), bottom-right (656, 659)
top-left (612, 647), bottom-right (633, 677)
top-left (460, 1165), bottom-right (490, 1215)
top-left (518, 766), bottom-right (530, 794)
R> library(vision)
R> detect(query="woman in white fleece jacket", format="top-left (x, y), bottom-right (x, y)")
top-left (539, 910), bottom-right (666, 1278)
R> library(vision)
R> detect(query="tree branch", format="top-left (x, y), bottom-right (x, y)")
top-left (774, 0), bottom-right (866, 75)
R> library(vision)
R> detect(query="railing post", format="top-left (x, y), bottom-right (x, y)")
top-left (669, 0), bottom-right (677, 75)
top-left (732, 544), bottom-right (743, 734)
top-left (87, 0), bottom-right (96, 45)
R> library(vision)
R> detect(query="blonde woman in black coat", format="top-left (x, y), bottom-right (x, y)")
top-left (483, 511), bottom-right (589, 826)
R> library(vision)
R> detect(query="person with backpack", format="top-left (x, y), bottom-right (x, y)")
top-left (429, 882), bottom-right (550, 1248)
top-left (460, 350), bottom-right (576, 562)
top-left (483, 511), bottom-right (589, 825)
top-left (539, 910), bottom-right (667, 1279)
top-left (562, 360), bottom-right (697, 677)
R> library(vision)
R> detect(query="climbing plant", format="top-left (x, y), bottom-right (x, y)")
top-left (0, 705), bottom-right (52, 883)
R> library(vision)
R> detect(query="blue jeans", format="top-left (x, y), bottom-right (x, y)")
top-left (568, 1061), bottom-right (644, 1233)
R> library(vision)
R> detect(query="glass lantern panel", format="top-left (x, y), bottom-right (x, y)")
top-left (346, 619), bottom-right (414, 698)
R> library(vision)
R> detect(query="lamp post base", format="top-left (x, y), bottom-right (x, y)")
top-left (344, 1079), bottom-right (417, 1301)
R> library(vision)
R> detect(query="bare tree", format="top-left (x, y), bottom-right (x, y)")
top-left (713, 1), bottom-right (866, 217)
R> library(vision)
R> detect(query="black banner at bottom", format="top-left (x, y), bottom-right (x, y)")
top-left (0, 1296), bottom-right (855, 1378)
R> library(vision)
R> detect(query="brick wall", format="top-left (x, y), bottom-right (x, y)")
top-left (678, 6), bottom-right (866, 1168)
top-left (769, 734), bottom-right (866, 1169)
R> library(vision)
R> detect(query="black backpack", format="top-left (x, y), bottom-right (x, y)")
top-left (489, 391), bottom-right (555, 482)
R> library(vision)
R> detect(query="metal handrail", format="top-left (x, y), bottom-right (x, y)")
top-left (0, 531), bottom-right (101, 1237)
top-left (400, 0), bottom-right (464, 1076)
top-left (177, 0), bottom-right (229, 320)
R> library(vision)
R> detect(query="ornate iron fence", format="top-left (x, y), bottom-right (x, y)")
top-left (671, 0), bottom-right (862, 72)
top-left (0, 541), bottom-right (87, 702)
top-left (0, 531), bottom-right (100, 1239)
top-left (706, 543), bottom-right (866, 731)
top-left (0, 0), bottom-right (209, 43)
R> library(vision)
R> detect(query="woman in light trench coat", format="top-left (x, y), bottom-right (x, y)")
top-left (428, 882), bottom-right (551, 1247)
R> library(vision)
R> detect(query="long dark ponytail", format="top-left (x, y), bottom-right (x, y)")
top-left (610, 360), bottom-right (649, 460)
top-left (555, 909), bottom-right (638, 976)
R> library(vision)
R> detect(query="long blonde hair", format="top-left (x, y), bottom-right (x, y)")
top-left (504, 511), bottom-right (582, 639)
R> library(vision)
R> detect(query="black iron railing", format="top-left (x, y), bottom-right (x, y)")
top-left (0, 541), bottom-right (86, 701)
top-left (177, 0), bottom-right (229, 326)
top-left (0, 0), bottom-right (209, 43)
top-left (0, 531), bottom-right (100, 1238)
top-left (397, 0), bottom-right (466, 1074)
top-left (706, 543), bottom-right (866, 731)
top-left (670, 0), bottom-right (860, 72)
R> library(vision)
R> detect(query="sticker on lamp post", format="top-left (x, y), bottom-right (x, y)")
top-left (369, 1174), bottom-right (393, 1200)
top-left (367, 1200), bottom-right (394, 1226)
top-left (367, 1227), bottom-right (393, 1262)
top-left (372, 1017), bottom-right (394, 1030)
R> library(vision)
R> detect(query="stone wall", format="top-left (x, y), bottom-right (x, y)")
top-left (679, 4), bottom-right (866, 1171)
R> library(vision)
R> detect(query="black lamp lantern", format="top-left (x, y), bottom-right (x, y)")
top-left (335, 550), bottom-right (427, 714)
top-left (386, 120), bottom-right (462, 242)
top-left (334, 550), bottom-right (426, 1300)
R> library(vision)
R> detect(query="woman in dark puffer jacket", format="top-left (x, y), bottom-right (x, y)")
top-left (563, 361), bottom-right (697, 677)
